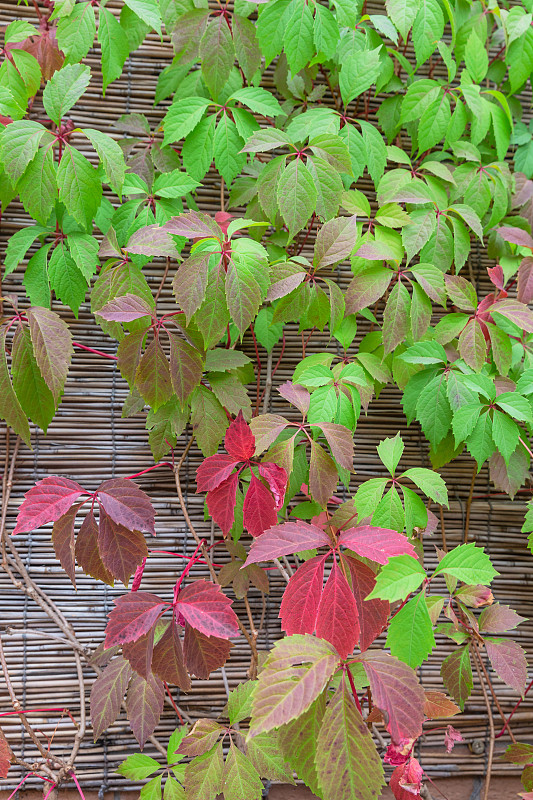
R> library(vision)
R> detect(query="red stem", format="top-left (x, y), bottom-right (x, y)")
top-left (250, 324), bottom-right (262, 416)
top-left (345, 666), bottom-right (362, 713)
top-left (70, 772), bottom-right (86, 800)
top-left (125, 462), bottom-right (173, 480)
top-left (164, 683), bottom-right (184, 724)
top-left (174, 540), bottom-right (206, 597)
top-left (495, 677), bottom-right (533, 739)
top-left (72, 342), bottom-right (118, 360)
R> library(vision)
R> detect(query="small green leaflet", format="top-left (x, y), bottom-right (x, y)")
top-left (366, 555), bottom-right (426, 603)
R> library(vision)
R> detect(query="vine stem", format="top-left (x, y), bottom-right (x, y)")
top-left (471, 639), bottom-right (516, 743)
top-left (495, 677), bottom-right (533, 738)
top-left (463, 462), bottom-right (477, 544)
top-left (345, 666), bottom-right (362, 714)
top-left (471, 646), bottom-right (494, 800)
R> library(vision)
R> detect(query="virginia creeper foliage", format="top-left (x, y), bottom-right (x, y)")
top-left (2, 0), bottom-right (533, 798)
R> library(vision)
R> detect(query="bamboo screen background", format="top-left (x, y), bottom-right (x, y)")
top-left (0, 0), bottom-right (532, 793)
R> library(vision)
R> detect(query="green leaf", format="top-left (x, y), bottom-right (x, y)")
top-left (199, 16), bottom-right (234, 100)
top-left (223, 741), bottom-right (263, 800)
top-left (135, 340), bottom-right (173, 411)
top-left (412, 0), bottom-right (444, 65)
top-left (440, 646), bottom-right (473, 711)
top-left (48, 242), bottom-right (87, 317)
top-left (57, 144), bottom-right (102, 231)
top-left (315, 682), bottom-right (385, 800)
top-left (377, 433), bottom-right (404, 477)
top-left (491, 409), bottom-right (520, 466)
top-left (140, 775), bottom-right (163, 800)
top-left (418, 92), bottom-right (450, 152)
top-left (57, 2), bottom-right (96, 64)
top-left (465, 30), bottom-right (488, 83)
top-left (184, 743), bottom-right (224, 800)
top-left (67, 233), bottom-right (100, 282)
top-left (254, 307), bottom-right (283, 353)
top-left (233, 14), bottom-right (261, 82)
top-left (416, 372), bottom-right (452, 448)
top-left (383, 280), bottom-right (410, 354)
top-left (163, 777), bottom-right (185, 800)
top-left (4, 226), bottom-right (46, 276)
top-left (98, 6), bottom-right (129, 94)
top-left (214, 113), bottom-right (246, 187)
top-left (118, 753), bottom-right (161, 780)
top-left (277, 158), bottom-right (317, 241)
top-left (190, 385), bottom-right (227, 456)
top-left (466, 410), bottom-right (494, 469)
top-left (182, 114), bottom-right (216, 181)
top-left (123, 0), bottom-right (161, 30)
top-left (385, 0), bottom-right (419, 39)
top-left (283, 0), bottom-right (314, 75)
top-left (434, 543), bottom-right (498, 585)
top-left (81, 128), bottom-right (126, 195)
top-left (314, 4), bottom-right (340, 60)
top-left (18, 146), bottom-right (57, 226)
top-left (226, 682), bottom-right (255, 725)
top-left (231, 87), bottom-right (282, 118)
top-left (163, 97), bottom-right (211, 146)
top-left (0, 328), bottom-right (31, 447)
top-left (495, 392), bottom-right (533, 424)
top-left (42, 63), bottom-right (90, 125)
top-left (24, 244), bottom-right (52, 307)
top-left (401, 467), bottom-right (448, 506)
top-left (278, 695), bottom-right (325, 796)
top-left (386, 591), bottom-right (435, 668)
top-left (366, 555), bottom-right (426, 603)
top-left (340, 47), bottom-right (382, 107)
top-left (359, 120), bottom-right (387, 186)
top-left (0, 119), bottom-right (47, 185)
top-left (256, 0), bottom-right (292, 66)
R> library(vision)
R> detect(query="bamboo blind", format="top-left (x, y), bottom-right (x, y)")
top-left (0, 1), bottom-right (532, 793)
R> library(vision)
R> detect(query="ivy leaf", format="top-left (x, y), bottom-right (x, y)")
top-left (249, 634), bottom-right (339, 737)
top-left (401, 467), bottom-right (448, 506)
top-left (246, 731), bottom-right (295, 784)
top-left (126, 671), bottom-right (164, 749)
top-left (440, 646), bottom-right (473, 711)
top-left (57, 144), bottom-right (102, 230)
top-left (313, 215), bottom-right (358, 269)
top-left (26, 305), bottom-right (72, 405)
top-left (13, 476), bottom-right (85, 534)
top-left (82, 128), bottom-right (126, 195)
top-left (339, 525), bottom-right (416, 564)
top-left (57, 2), bottom-right (96, 63)
top-left (176, 580), bottom-right (240, 639)
top-left (416, 372), bottom-right (452, 449)
top-left (386, 591), bottom-right (435, 669)
top-left (48, 242), bottom-right (88, 316)
top-left (244, 521), bottom-right (330, 566)
top-left (423, 691), bottom-right (460, 719)
top-left (434, 543), bottom-right (498, 586)
top-left (90, 656), bottom-right (132, 740)
top-left (51, 502), bottom-right (82, 588)
top-left (340, 48), bottom-right (382, 107)
top-left (0, 328), bottom-right (31, 447)
top-left (178, 718), bottom-right (223, 758)
top-left (105, 592), bottom-right (168, 646)
top-left (383, 280), bottom-right (411, 354)
top-left (223, 741), bottom-right (263, 800)
top-left (75, 511), bottom-right (113, 585)
top-left (412, 0), bottom-right (444, 65)
top-left (385, 0), bottom-right (418, 39)
top-left (232, 15), bottom-right (261, 82)
top-left (152, 621), bottom-right (191, 691)
top-left (315, 682), bottom-right (385, 800)
top-left (479, 604), bottom-right (526, 634)
top-left (11, 327), bottom-right (56, 434)
top-left (277, 158), bottom-right (317, 242)
top-left (485, 638), bottom-right (528, 696)
top-left (163, 98), bottom-right (211, 146)
top-left (123, 0), bottom-right (161, 30)
top-left (366, 555), bottom-right (426, 603)
top-left (0, 119), bottom-right (48, 185)
top-left (97, 478), bottom-right (155, 534)
top-left (200, 16), bottom-right (234, 100)
top-left (190, 385), bottom-right (227, 457)
top-left (358, 651), bottom-right (425, 743)
top-left (283, 0), bottom-right (314, 75)
top-left (309, 440), bottom-right (338, 508)
top-left (315, 560), bottom-right (359, 660)
top-left (135, 340), bottom-right (173, 412)
top-left (168, 335), bottom-right (203, 404)
top-left (98, 6), bottom-right (129, 93)
top-left (42, 63), bottom-right (90, 125)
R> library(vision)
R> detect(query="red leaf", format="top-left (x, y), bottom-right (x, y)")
top-left (152, 620), bottom-right (191, 691)
top-left (277, 381), bottom-right (310, 416)
top-left (97, 293), bottom-right (153, 322)
top-left (75, 511), bottom-right (113, 585)
top-left (196, 454), bottom-right (239, 493)
top-left (243, 520), bottom-right (331, 567)
top-left (345, 556), bottom-right (389, 652)
top-left (258, 462), bottom-right (287, 509)
top-left (243, 472), bottom-right (278, 537)
top-left (165, 210), bottom-right (222, 240)
top-left (339, 526), bottom-right (416, 565)
top-left (207, 472), bottom-right (239, 535)
top-left (122, 631), bottom-right (155, 680)
top-left (485, 638), bottom-right (527, 695)
top-left (97, 478), bottom-right (156, 535)
top-left (444, 725), bottom-right (463, 753)
top-left (487, 265), bottom-right (505, 290)
top-left (498, 226), bottom-right (533, 249)
top-left (90, 656), bottom-right (132, 740)
top-left (98, 509), bottom-right (148, 586)
top-left (315, 561), bottom-right (359, 660)
top-left (479, 603), bottom-right (526, 633)
top-left (224, 410), bottom-right (255, 460)
top-left (279, 555), bottom-right (327, 636)
top-left (126, 671), bottom-right (164, 749)
top-left (312, 422), bottom-right (354, 470)
top-left (358, 652), bottom-right (425, 743)
top-left (309, 440), bottom-right (338, 507)
top-left (0, 727), bottom-right (13, 779)
top-left (423, 691), bottom-right (460, 720)
top-left (518, 257), bottom-right (533, 304)
top-left (13, 476), bottom-right (86, 534)
top-left (51, 502), bottom-right (82, 587)
top-left (105, 592), bottom-right (169, 646)
top-left (177, 580), bottom-right (239, 639)
top-left (389, 758), bottom-right (423, 800)
top-left (183, 624), bottom-right (232, 679)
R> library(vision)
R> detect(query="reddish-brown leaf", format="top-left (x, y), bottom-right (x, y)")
top-left (183, 624), bottom-right (232, 679)
top-left (258, 462), bottom-right (287, 510)
top-left (169, 334), bottom-right (204, 403)
top-left (339, 526), bottom-right (416, 565)
top-left (478, 603), bottom-right (526, 633)
top-left (309, 440), bottom-right (338, 508)
top-left (243, 472), bottom-right (278, 537)
top-left (126, 671), bottom-right (165, 749)
top-left (389, 757), bottom-right (423, 800)
top-left (97, 478), bottom-right (156, 535)
top-left (0, 727), bottom-right (13, 779)
top-left (280, 555), bottom-right (327, 636)
top-left (27, 306), bottom-right (73, 404)
top-left (177, 579), bottom-right (239, 639)
top-left (122, 631), bottom-right (155, 681)
top-left (172, 250), bottom-right (211, 322)
top-left (117, 330), bottom-right (146, 387)
top-left (249, 414), bottom-right (289, 454)
top-left (225, 410), bottom-right (255, 460)
top-left (166, 210), bottom-right (222, 239)
top-left (13, 476), bottom-right (86, 534)
top-left (105, 592), bottom-right (169, 646)
top-left (485, 638), bottom-right (527, 696)
top-left (97, 293), bottom-right (153, 322)
top-left (97, 509), bottom-right (148, 586)
top-left (51, 502), bottom-right (83, 587)
top-left (207, 472), bottom-right (239, 535)
top-left (177, 718), bottom-right (223, 757)
top-left (312, 422), bottom-right (354, 470)
top-left (498, 226), bottom-right (533, 249)
top-left (243, 520), bottom-right (331, 567)
top-left (345, 556), bottom-right (389, 652)
top-left (196, 454), bottom-right (238, 492)
top-left (90, 656), bottom-right (132, 741)
top-left (423, 691), bottom-right (460, 719)
top-left (518, 257), bottom-right (533, 304)
top-left (151, 620), bottom-right (191, 691)
top-left (75, 511), bottom-right (114, 585)
top-left (315, 561), bottom-right (359, 660)
top-left (277, 381), bottom-right (310, 416)
top-left (358, 652), bottom-right (425, 743)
